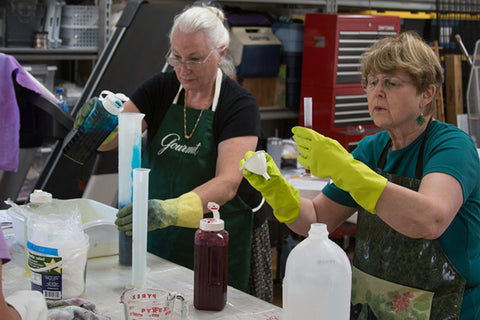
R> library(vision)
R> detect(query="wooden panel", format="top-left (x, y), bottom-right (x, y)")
top-left (444, 54), bottom-right (464, 126)
top-left (239, 77), bottom-right (278, 107)
top-left (432, 41), bottom-right (445, 122)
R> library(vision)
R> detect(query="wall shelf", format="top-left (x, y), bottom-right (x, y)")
top-left (0, 48), bottom-right (98, 61)
top-left (260, 107), bottom-right (299, 121)
top-left (219, 0), bottom-right (437, 12)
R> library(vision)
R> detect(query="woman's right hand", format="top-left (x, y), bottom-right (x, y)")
top-left (240, 151), bottom-right (301, 223)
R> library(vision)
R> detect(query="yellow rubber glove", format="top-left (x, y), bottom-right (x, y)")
top-left (115, 192), bottom-right (203, 235)
top-left (240, 151), bottom-right (300, 223)
top-left (292, 126), bottom-right (387, 214)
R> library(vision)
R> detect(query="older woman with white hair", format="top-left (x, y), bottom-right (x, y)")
top-left (109, 3), bottom-right (272, 300)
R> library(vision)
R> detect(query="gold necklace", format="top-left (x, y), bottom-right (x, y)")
top-left (183, 91), bottom-right (207, 139)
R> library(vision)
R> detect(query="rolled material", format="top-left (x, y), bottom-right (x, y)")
top-left (132, 168), bottom-right (150, 288)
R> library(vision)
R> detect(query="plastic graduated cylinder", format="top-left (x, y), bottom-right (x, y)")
top-left (131, 168), bottom-right (150, 288)
top-left (118, 112), bottom-right (145, 266)
top-left (303, 97), bottom-right (313, 176)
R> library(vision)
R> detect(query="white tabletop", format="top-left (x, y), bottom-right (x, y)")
top-left (2, 227), bottom-right (281, 320)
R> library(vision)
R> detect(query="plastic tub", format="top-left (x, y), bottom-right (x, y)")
top-left (8, 198), bottom-right (118, 259)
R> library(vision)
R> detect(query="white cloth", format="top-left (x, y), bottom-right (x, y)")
top-left (5, 290), bottom-right (47, 320)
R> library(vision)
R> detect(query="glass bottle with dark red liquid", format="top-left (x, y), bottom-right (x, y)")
top-left (194, 202), bottom-right (228, 311)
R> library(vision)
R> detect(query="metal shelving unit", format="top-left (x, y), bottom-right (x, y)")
top-left (219, 0), bottom-right (439, 123)
top-left (219, 0), bottom-right (438, 12)
top-left (0, 48), bottom-right (98, 61)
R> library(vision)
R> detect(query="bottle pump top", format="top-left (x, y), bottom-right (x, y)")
top-left (99, 90), bottom-right (128, 115)
top-left (29, 190), bottom-right (52, 204)
top-left (200, 202), bottom-right (224, 231)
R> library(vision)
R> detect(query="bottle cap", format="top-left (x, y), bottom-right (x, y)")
top-left (200, 202), bottom-right (224, 231)
top-left (100, 90), bottom-right (125, 115)
top-left (29, 190), bottom-right (52, 204)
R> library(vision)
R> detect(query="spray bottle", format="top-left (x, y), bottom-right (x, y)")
top-left (62, 90), bottom-right (127, 165)
top-left (194, 202), bottom-right (229, 311)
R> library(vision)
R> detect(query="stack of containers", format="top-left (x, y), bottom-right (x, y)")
top-left (60, 5), bottom-right (99, 49)
top-left (273, 20), bottom-right (305, 109)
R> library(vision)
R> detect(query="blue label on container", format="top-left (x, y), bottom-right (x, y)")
top-left (27, 241), bottom-right (59, 256)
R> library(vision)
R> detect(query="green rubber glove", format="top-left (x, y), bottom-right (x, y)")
top-left (240, 151), bottom-right (300, 223)
top-left (292, 126), bottom-right (387, 214)
top-left (74, 97), bottom-right (96, 130)
top-left (115, 192), bottom-right (204, 235)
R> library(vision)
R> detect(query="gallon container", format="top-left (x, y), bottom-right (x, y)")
top-left (283, 223), bottom-right (351, 319)
top-left (194, 202), bottom-right (228, 311)
top-left (62, 90), bottom-right (126, 165)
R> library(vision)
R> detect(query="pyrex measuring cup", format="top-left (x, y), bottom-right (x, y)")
top-left (121, 288), bottom-right (187, 320)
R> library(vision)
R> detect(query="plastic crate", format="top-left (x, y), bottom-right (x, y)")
top-left (59, 5), bottom-right (98, 48)
top-left (23, 64), bottom-right (58, 92)
top-left (60, 25), bottom-right (98, 48)
top-left (61, 5), bottom-right (98, 27)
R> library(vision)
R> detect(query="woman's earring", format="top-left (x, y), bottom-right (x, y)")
top-left (416, 113), bottom-right (425, 126)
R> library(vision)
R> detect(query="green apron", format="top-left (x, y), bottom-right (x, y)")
top-left (351, 119), bottom-right (466, 320)
top-left (142, 70), bottom-right (253, 292)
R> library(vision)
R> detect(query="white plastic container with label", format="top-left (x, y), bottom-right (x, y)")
top-left (26, 200), bottom-right (89, 300)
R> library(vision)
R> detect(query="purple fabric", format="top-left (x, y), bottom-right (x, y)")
top-left (0, 53), bottom-right (44, 172)
top-left (0, 228), bottom-right (11, 264)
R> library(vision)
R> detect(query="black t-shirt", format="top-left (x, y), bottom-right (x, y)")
top-left (129, 71), bottom-right (266, 227)
top-left (130, 71), bottom-right (261, 145)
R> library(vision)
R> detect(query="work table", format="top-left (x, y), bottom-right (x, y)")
top-left (2, 227), bottom-right (281, 319)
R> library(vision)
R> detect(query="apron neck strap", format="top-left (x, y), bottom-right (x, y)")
top-left (172, 69), bottom-right (223, 112)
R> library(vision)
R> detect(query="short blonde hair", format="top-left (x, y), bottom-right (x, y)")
top-left (361, 32), bottom-right (443, 116)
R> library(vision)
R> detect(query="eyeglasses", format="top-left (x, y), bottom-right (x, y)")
top-left (165, 49), bottom-right (216, 70)
top-left (361, 76), bottom-right (414, 92)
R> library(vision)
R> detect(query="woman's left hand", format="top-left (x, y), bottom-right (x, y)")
top-left (292, 126), bottom-right (387, 214)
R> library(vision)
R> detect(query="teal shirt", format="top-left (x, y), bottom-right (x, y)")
top-left (323, 120), bottom-right (480, 317)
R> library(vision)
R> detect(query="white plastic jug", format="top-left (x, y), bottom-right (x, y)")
top-left (283, 223), bottom-right (352, 319)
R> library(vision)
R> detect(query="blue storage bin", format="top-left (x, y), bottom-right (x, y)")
top-left (272, 21), bottom-right (304, 53)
